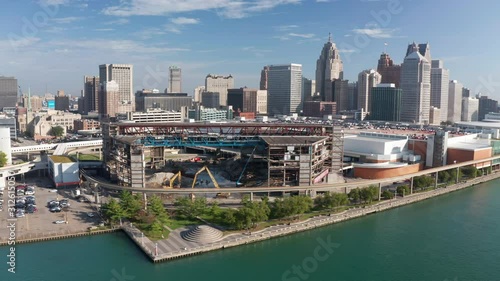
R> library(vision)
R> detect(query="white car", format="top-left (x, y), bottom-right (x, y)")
top-left (87, 212), bottom-right (95, 218)
top-left (25, 190), bottom-right (35, 195)
top-left (54, 220), bottom-right (66, 224)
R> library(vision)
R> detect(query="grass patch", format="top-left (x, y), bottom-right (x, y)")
top-left (167, 217), bottom-right (200, 230)
top-left (70, 153), bottom-right (101, 161)
top-left (135, 222), bottom-right (170, 241)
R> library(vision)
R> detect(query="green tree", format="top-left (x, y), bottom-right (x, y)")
top-left (119, 191), bottom-right (143, 219)
top-left (314, 192), bottom-right (348, 210)
top-left (382, 190), bottom-right (395, 200)
top-left (148, 195), bottom-right (169, 223)
top-left (50, 126), bottom-right (65, 138)
top-left (271, 196), bottom-right (312, 220)
top-left (348, 188), bottom-right (361, 203)
top-left (149, 219), bottom-right (164, 235)
top-left (413, 175), bottom-right (434, 189)
top-left (102, 198), bottom-right (126, 225)
top-left (174, 197), bottom-right (208, 219)
top-left (0, 151), bottom-right (7, 167)
top-left (396, 185), bottom-right (410, 196)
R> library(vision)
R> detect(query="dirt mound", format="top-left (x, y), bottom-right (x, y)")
top-left (145, 172), bottom-right (175, 188)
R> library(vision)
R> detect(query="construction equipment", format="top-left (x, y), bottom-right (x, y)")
top-left (236, 146), bottom-right (258, 187)
top-left (168, 171), bottom-right (182, 189)
top-left (191, 166), bottom-right (220, 189)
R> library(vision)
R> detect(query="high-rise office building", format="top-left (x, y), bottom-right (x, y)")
top-left (205, 74), bottom-right (234, 106)
top-left (332, 79), bottom-right (349, 113)
top-left (302, 77), bottom-right (315, 102)
top-left (430, 60), bottom-right (450, 122)
top-left (400, 49), bottom-right (431, 124)
top-left (193, 86), bottom-right (205, 103)
top-left (357, 69), bottom-right (381, 113)
top-left (201, 91), bottom-right (220, 109)
top-left (405, 42), bottom-right (431, 62)
top-left (0, 76), bottom-right (18, 111)
top-left (370, 84), bottom-right (402, 122)
top-left (55, 93), bottom-right (70, 111)
top-left (461, 97), bottom-right (479, 121)
top-left (168, 66), bottom-right (182, 93)
top-left (462, 87), bottom-right (471, 98)
top-left (227, 88), bottom-right (258, 114)
top-left (99, 81), bottom-right (120, 119)
top-left (267, 64), bottom-right (302, 116)
top-left (99, 64), bottom-right (134, 112)
top-left (316, 34), bottom-right (343, 101)
top-left (348, 82), bottom-right (358, 110)
top-left (448, 80), bottom-right (463, 122)
top-left (478, 96), bottom-right (499, 121)
top-left (429, 106), bottom-right (441, 125)
top-left (257, 90), bottom-right (267, 114)
top-left (377, 53), bottom-right (401, 87)
top-left (82, 76), bottom-right (99, 114)
top-left (260, 66), bottom-right (269, 90)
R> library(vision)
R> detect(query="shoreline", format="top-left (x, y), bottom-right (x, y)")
top-left (2, 172), bottom-right (499, 259)
top-left (124, 171), bottom-right (500, 263)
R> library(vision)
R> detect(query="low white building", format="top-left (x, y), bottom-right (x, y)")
top-left (121, 109), bottom-right (183, 123)
top-left (48, 155), bottom-right (80, 188)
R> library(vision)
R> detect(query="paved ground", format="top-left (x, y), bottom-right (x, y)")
top-left (0, 176), bottom-right (103, 242)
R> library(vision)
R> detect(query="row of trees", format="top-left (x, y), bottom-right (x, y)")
top-left (347, 185), bottom-right (379, 204)
top-left (101, 191), bottom-right (169, 236)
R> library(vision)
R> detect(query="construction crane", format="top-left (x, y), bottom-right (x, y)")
top-left (236, 146), bottom-right (258, 187)
top-left (168, 171), bottom-right (182, 189)
top-left (191, 166), bottom-right (220, 189)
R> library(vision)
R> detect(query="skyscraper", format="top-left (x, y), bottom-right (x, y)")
top-left (168, 66), bottom-right (182, 93)
top-left (315, 34), bottom-right (343, 100)
top-left (267, 64), bottom-right (302, 116)
top-left (357, 69), bottom-right (381, 113)
top-left (99, 64), bottom-right (134, 112)
top-left (400, 49), bottom-right (431, 124)
top-left (0, 76), bottom-right (18, 111)
top-left (405, 42), bottom-right (431, 62)
top-left (348, 82), bottom-right (358, 110)
top-left (205, 74), bottom-right (234, 106)
top-left (193, 86), bottom-right (205, 103)
top-left (478, 96), bottom-right (499, 121)
top-left (430, 60), bottom-right (450, 122)
top-left (377, 52), bottom-right (401, 87)
top-left (461, 97), bottom-right (479, 121)
top-left (82, 76), bottom-right (99, 114)
top-left (99, 81), bottom-right (120, 119)
top-left (332, 79), bottom-right (349, 114)
top-left (260, 66), bottom-right (269, 90)
top-left (227, 88), bottom-right (258, 114)
top-left (302, 77), bottom-right (315, 102)
top-left (448, 80), bottom-right (463, 122)
top-left (370, 84), bottom-right (402, 122)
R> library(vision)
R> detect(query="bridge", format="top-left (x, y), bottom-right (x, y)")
top-left (81, 155), bottom-right (500, 195)
top-left (11, 140), bottom-right (103, 155)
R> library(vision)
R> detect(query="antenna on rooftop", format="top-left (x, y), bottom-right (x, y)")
top-left (328, 32), bottom-right (332, 43)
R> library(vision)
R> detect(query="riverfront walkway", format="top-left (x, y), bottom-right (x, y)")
top-left (122, 171), bottom-right (500, 262)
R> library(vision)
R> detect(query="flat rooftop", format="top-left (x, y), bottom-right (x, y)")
top-left (260, 136), bottom-right (328, 146)
top-left (49, 155), bottom-right (75, 163)
top-left (344, 134), bottom-right (408, 143)
top-left (447, 142), bottom-right (491, 151)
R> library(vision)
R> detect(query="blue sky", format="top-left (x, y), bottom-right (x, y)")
top-left (2, 0), bottom-right (500, 99)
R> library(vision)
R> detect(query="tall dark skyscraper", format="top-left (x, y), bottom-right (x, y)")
top-left (316, 34), bottom-right (343, 101)
top-left (0, 76), bottom-right (18, 111)
top-left (82, 76), bottom-right (99, 114)
top-left (377, 53), bottom-right (401, 87)
top-left (478, 96), bottom-right (499, 121)
top-left (260, 66), bottom-right (269, 90)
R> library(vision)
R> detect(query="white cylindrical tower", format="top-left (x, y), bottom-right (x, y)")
top-left (0, 127), bottom-right (12, 166)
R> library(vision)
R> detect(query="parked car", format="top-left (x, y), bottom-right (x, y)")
top-left (87, 212), bottom-right (95, 218)
top-left (25, 190), bottom-right (35, 195)
top-left (26, 205), bottom-right (37, 213)
top-left (50, 206), bottom-right (61, 213)
top-left (54, 220), bottom-right (66, 224)
top-left (15, 211), bottom-right (25, 218)
top-left (59, 200), bottom-right (70, 208)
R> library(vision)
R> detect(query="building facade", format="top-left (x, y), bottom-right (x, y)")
top-left (429, 106), bottom-right (441, 125)
top-left (55, 96), bottom-right (69, 111)
top-left (82, 76), bottom-right (99, 114)
top-left (0, 76), bottom-right (18, 111)
top-left (478, 96), bottom-right (498, 121)
top-left (316, 34), bottom-right (343, 101)
top-left (400, 49), bottom-right (431, 124)
top-left (99, 64), bottom-right (134, 112)
top-left (267, 64), bottom-right (302, 116)
top-left (260, 66), bottom-right (269, 90)
top-left (370, 84), bottom-right (402, 122)
top-left (227, 88), bottom-right (258, 114)
top-left (193, 86), bottom-right (205, 103)
top-left (332, 79), bottom-right (349, 113)
top-left (462, 97), bottom-right (479, 122)
top-left (135, 92), bottom-right (192, 112)
top-left (168, 66), bottom-right (182, 93)
top-left (205, 74), bottom-right (234, 106)
top-left (448, 80), bottom-right (463, 122)
top-left (201, 91), bottom-right (220, 109)
top-left (99, 81), bottom-right (120, 119)
top-left (302, 77), bottom-right (315, 102)
top-left (377, 53), bottom-right (401, 87)
top-left (430, 60), bottom-right (449, 122)
top-left (257, 90), bottom-right (268, 114)
top-left (357, 69), bottom-right (381, 113)
top-left (303, 101), bottom-right (336, 118)
top-left (123, 109), bottom-right (183, 123)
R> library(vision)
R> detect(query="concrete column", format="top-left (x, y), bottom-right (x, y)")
top-left (434, 172), bottom-right (439, 188)
top-left (250, 192), bottom-right (254, 202)
top-left (456, 167), bottom-right (460, 183)
top-left (378, 183), bottom-right (382, 201)
top-left (410, 177), bottom-right (414, 194)
top-left (143, 193), bottom-right (147, 210)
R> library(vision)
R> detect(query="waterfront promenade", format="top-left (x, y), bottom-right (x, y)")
top-left (122, 171), bottom-right (500, 263)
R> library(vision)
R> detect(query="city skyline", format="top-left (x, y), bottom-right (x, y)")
top-left (2, 0), bottom-right (500, 99)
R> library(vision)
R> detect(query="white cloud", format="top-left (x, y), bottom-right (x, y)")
top-left (164, 25), bottom-right (182, 34)
top-left (104, 18), bottom-right (130, 25)
top-left (95, 28), bottom-right (115, 32)
top-left (288, 32), bottom-right (315, 38)
top-left (338, 49), bottom-right (357, 53)
top-left (38, 0), bottom-right (68, 5)
top-left (48, 39), bottom-right (189, 53)
top-left (102, 0), bottom-right (302, 18)
top-left (316, 0), bottom-right (330, 2)
top-left (170, 17), bottom-right (199, 25)
top-left (52, 17), bottom-right (83, 24)
top-left (274, 24), bottom-right (298, 31)
top-left (351, 27), bottom-right (398, 39)
top-left (0, 37), bottom-right (41, 49)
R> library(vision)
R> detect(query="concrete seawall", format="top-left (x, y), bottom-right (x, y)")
top-left (121, 172), bottom-right (500, 263)
top-left (0, 228), bottom-right (120, 246)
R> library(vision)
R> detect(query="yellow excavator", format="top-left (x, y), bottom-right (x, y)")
top-left (168, 171), bottom-right (182, 189)
top-left (191, 166), bottom-right (230, 198)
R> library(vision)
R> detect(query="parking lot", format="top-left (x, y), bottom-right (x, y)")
top-left (0, 176), bottom-right (105, 241)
